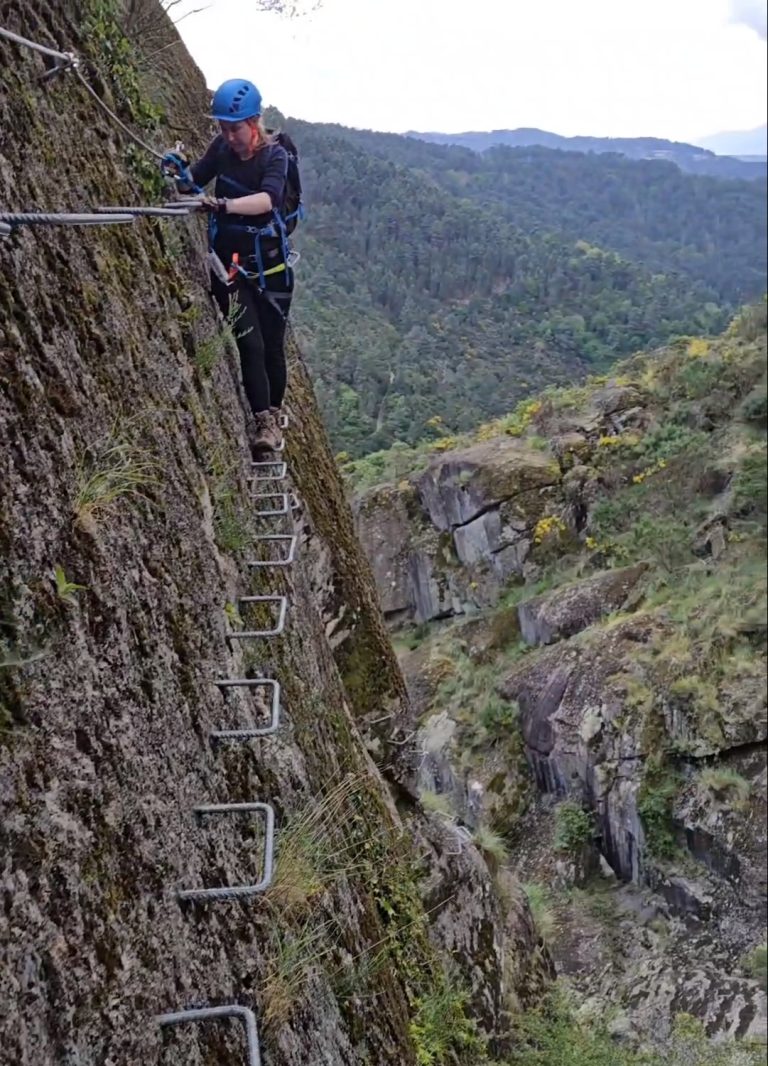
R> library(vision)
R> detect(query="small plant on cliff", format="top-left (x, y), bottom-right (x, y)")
top-left (472, 824), bottom-right (509, 865)
top-left (265, 775), bottom-right (370, 914)
top-left (479, 696), bottom-right (518, 737)
top-left (74, 424), bottom-right (157, 531)
top-left (698, 767), bottom-right (752, 811)
top-left (522, 883), bottom-right (559, 945)
top-left (742, 943), bottom-right (767, 990)
top-left (409, 974), bottom-right (486, 1066)
top-left (261, 917), bottom-right (336, 1031)
top-left (637, 760), bottom-right (681, 860)
top-left (553, 801), bottom-right (594, 855)
top-left (420, 789), bottom-right (454, 818)
top-left (53, 566), bottom-right (86, 607)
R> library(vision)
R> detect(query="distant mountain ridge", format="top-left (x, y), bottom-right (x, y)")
top-left (404, 127), bottom-right (767, 180)
top-left (696, 124), bottom-right (767, 159)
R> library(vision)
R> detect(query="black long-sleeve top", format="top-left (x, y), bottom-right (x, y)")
top-left (190, 135), bottom-right (289, 261)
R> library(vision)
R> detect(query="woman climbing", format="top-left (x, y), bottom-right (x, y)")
top-left (163, 79), bottom-right (297, 454)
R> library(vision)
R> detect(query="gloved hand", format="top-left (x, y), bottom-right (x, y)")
top-left (160, 150), bottom-right (184, 174)
top-left (197, 197), bottom-right (228, 214)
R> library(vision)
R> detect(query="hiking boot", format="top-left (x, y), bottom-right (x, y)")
top-left (270, 405), bottom-right (288, 430)
top-left (252, 410), bottom-right (283, 454)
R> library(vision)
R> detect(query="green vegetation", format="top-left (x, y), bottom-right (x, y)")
top-left (73, 421), bottom-right (157, 531)
top-left (410, 978), bottom-right (486, 1066)
top-left (288, 116), bottom-right (765, 456)
top-left (742, 943), bottom-right (767, 990)
top-left (265, 776), bottom-right (369, 915)
top-left (698, 767), bottom-right (752, 810)
top-left (553, 802), bottom-right (594, 855)
top-left (53, 566), bottom-right (86, 607)
top-left (83, 0), bottom-right (166, 198)
top-left (420, 789), bottom-right (454, 817)
top-left (472, 824), bottom-right (509, 865)
top-left (523, 883), bottom-right (559, 945)
top-left (504, 995), bottom-right (765, 1065)
top-left (637, 761), bottom-right (681, 860)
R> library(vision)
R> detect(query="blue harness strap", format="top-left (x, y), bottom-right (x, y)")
top-left (211, 169), bottom-right (297, 296)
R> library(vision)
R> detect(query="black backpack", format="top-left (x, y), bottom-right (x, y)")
top-left (270, 129), bottom-right (303, 234)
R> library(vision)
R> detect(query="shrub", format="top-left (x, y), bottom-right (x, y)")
top-left (472, 824), bottom-right (509, 865)
top-left (479, 696), bottom-right (518, 736)
top-left (553, 801), bottom-right (593, 855)
top-left (523, 883), bottom-right (558, 944)
top-left (742, 943), bottom-right (767, 990)
top-left (699, 767), bottom-right (751, 810)
top-left (637, 762), bottom-right (681, 859)
top-left (409, 976), bottom-right (486, 1066)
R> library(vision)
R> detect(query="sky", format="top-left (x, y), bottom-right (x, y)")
top-left (172, 0), bottom-right (767, 143)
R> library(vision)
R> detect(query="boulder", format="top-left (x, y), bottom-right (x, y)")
top-left (517, 564), bottom-right (648, 647)
top-left (416, 439), bottom-right (559, 532)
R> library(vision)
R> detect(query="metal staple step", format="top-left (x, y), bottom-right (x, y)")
top-left (227, 595), bottom-right (288, 638)
top-left (178, 803), bottom-right (275, 901)
top-left (212, 677), bottom-right (282, 738)
top-left (251, 491), bottom-right (290, 516)
top-left (250, 460), bottom-right (286, 482)
top-left (157, 1004), bottom-right (261, 1066)
top-left (247, 534), bottom-right (297, 568)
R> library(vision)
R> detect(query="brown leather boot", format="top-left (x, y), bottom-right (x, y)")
top-left (252, 410), bottom-right (282, 454)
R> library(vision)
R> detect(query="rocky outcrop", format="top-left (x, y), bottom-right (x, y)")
top-left (355, 440), bottom-right (559, 624)
top-left (517, 564), bottom-right (648, 646)
top-left (500, 614), bottom-right (767, 882)
top-left (413, 814), bottom-right (553, 1050)
top-left (0, 5), bottom-right (549, 1063)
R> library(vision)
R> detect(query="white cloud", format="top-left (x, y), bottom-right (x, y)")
top-left (729, 0), bottom-right (767, 39)
top-left (172, 0), bottom-right (767, 141)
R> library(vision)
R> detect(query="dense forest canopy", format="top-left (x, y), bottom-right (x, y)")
top-left (278, 114), bottom-right (767, 457)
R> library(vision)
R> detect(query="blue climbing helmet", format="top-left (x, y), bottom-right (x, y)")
top-left (211, 79), bottom-right (262, 122)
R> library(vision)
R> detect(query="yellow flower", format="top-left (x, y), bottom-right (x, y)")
top-left (534, 515), bottom-right (567, 544)
top-left (585, 536), bottom-right (598, 550)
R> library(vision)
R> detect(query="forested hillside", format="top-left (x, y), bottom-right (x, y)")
top-left (278, 115), bottom-right (767, 457)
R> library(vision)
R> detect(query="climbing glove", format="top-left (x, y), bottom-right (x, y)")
top-left (197, 198), bottom-right (228, 214)
top-left (160, 150), bottom-right (188, 176)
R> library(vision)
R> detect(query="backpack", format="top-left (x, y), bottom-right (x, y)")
top-left (269, 129), bottom-right (303, 234)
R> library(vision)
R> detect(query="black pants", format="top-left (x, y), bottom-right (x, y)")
top-left (210, 273), bottom-right (292, 414)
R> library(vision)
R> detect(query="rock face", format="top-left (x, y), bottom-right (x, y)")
top-left (355, 440), bottom-right (558, 624)
top-left (0, 7), bottom-right (548, 1064)
top-left (516, 564), bottom-right (648, 646)
top-left (500, 613), bottom-right (767, 882)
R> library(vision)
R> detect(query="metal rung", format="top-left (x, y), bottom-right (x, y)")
top-left (250, 460), bottom-right (286, 481)
top-left (178, 803), bottom-right (275, 901)
top-left (212, 677), bottom-right (281, 737)
top-left (247, 534), bottom-right (297, 568)
top-left (227, 596), bottom-right (288, 638)
top-left (250, 491), bottom-right (289, 516)
top-left (157, 1004), bottom-right (261, 1066)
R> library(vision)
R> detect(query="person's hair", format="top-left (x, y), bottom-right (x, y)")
top-left (248, 116), bottom-right (274, 147)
